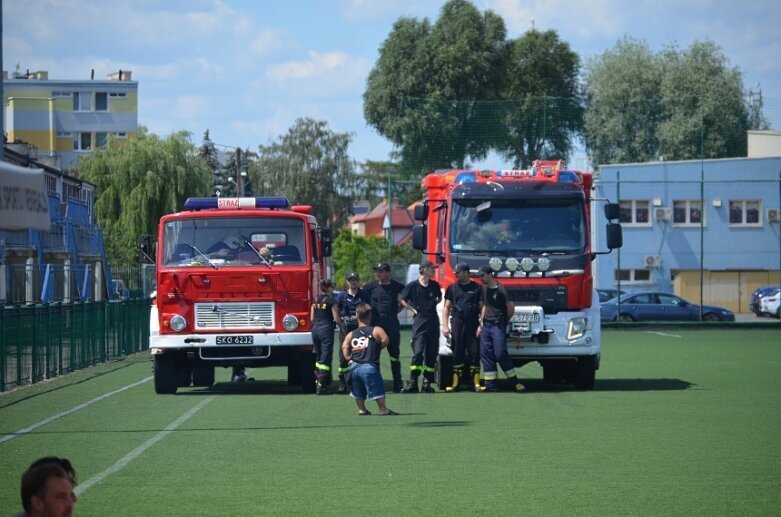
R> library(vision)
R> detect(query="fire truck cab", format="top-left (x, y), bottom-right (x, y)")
top-left (412, 161), bottom-right (622, 390)
top-left (149, 196), bottom-right (331, 394)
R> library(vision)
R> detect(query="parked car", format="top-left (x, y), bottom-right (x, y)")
top-left (759, 288), bottom-right (780, 318)
top-left (749, 285), bottom-right (780, 316)
top-left (597, 288), bottom-right (626, 303)
top-left (600, 291), bottom-right (735, 322)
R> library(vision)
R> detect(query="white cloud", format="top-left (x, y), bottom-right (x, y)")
top-left (266, 51), bottom-right (350, 81)
top-left (484, 0), bottom-right (618, 40)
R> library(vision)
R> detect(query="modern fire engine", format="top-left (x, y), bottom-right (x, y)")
top-left (148, 196), bottom-right (332, 394)
top-left (411, 160), bottom-right (622, 389)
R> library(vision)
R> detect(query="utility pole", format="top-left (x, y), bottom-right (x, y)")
top-left (236, 147), bottom-right (242, 196)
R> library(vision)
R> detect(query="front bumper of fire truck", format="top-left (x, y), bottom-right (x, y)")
top-left (150, 331), bottom-right (313, 351)
top-left (439, 305), bottom-right (601, 360)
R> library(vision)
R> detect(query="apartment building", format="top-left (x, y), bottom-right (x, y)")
top-left (3, 69), bottom-right (138, 170)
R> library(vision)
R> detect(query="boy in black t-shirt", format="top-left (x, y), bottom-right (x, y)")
top-left (399, 260), bottom-right (442, 393)
top-left (341, 304), bottom-right (398, 416)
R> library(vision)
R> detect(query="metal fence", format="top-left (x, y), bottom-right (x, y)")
top-left (0, 299), bottom-right (150, 392)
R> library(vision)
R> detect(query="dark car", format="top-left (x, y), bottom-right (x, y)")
top-left (600, 291), bottom-right (735, 322)
top-left (749, 285), bottom-right (780, 316)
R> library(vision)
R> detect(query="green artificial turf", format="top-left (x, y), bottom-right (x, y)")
top-left (1, 329), bottom-right (779, 515)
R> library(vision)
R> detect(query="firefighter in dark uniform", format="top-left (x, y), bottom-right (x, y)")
top-left (362, 263), bottom-right (405, 392)
top-left (399, 260), bottom-right (442, 393)
top-left (336, 271), bottom-right (368, 394)
top-left (441, 263), bottom-right (481, 392)
top-left (477, 265), bottom-right (525, 392)
top-left (310, 278), bottom-right (343, 395)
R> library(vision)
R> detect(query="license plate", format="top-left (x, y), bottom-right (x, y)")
top-left (514, 313), bottom-right (540, 322)
top-left (215, 335), bottom-right (254, 345)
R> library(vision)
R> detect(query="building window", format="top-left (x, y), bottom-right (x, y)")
top-left (95, 92), bottom-right (108, 111)
top-left (56, 131), bottom-right (72, 138)
top-left (115, 132), bottom-right (128, 139)
top-left (74, 133), bottom-right (91, 151)
top-left (95, 132), bottom-right (108, 148)
top-left (729, 200), bottom-right (761, 226)
top-left (673, 200), bottom-right (703, 225)
top-left (52, 91), bottom-right (71, 98)
top-left (73, 92), bottom-right (91, 111)
top-left (619, 200), bottom-right (650, 226)
top-left (615, 269), bottom-right (652, 284)
top-left (109, 92), bottom-right (127, 98)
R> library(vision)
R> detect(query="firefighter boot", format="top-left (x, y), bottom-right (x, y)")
top-left (509, 375), bottom-right (526, 393)
top-left (401, 378), bottom-right (419, 393)
top-left (422, 379), bottom-right (436, 393)
top-left (336, 374), bottom-right (348, 394)
top-left (471, 368), bottom-right (482, 392)
top-left (445, 368), bottom-right (463, 392)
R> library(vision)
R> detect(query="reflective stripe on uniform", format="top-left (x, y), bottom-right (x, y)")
top-left (484, 371), bottom-right (497, 381)
top-left (389, 355), bottom-right (400, 363)
top-left (410, 365), bottom-right (424, 372)
top-left (422, 365), bottom-right (436, 373)
top-left (338, 366), bottom-right (351, 374)
top-left (503, 368), bottom-right (516, 377)
top-left (316, 363), bottom-right (331, 371)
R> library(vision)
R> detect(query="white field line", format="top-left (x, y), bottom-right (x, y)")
top-left (644, 331), bottom-right (683, 338)
top-left (75, 396), bottom-right (214, 496)
top-left (0, 376), bottom-right (153, 444)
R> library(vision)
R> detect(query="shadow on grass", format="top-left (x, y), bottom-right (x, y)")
top-left (522, 378), bottom-right (695, 392)
top-left (0, 356), bottom-right (149, 409)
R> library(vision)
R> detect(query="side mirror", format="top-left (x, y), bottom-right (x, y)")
top-left (606, 223), bottom-right (623, 249)
top-left (321, 228), bottom-right (332, 257)
top-left (413, 204), bottom-right (427, 221)
top-left (604, 203), bottom-right (620, 221)
top-left (412, 224), bottom-right (426, 251)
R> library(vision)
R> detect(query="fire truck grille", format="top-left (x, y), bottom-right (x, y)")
top-left (194, 302), bottom-right (275, 330)
top-left (506, 287), bottom-right (568, 314)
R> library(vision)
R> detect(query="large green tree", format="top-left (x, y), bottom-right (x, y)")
top-left (248, 118), bottom-right (356, 229)
top-left (78, 128), bottom-right (212, 265)
top-left (499, 29), bottom-right (583, 167)
top-left (363, 0), bottom-right (507, 174)
top-left (583, 37), bottom-right (752, 164)
top-left (332, 230), bottom-right (421, 288)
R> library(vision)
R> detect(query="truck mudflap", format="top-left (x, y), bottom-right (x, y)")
top-left (150, 331), bottom-right (313, 350)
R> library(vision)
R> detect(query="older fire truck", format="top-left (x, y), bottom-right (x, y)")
top-left (148, 196), bottom-right (331, 394)
top-left (412, 160), bottom-right (622, 389)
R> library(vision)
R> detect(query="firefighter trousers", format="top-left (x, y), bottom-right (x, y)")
top-left (409, 316), bottom-right (439, 382)
top-left (479, 320), bottom-right (517, 388)
top-left (312, 322), bottom-right (335, 386)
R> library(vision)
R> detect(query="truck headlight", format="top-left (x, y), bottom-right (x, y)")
top-left (505, 257), bottom-right (519, 272)
top-left (170, 314), bottom-right (187, 332)
top-left (567, 317), bottom-right (587, 341)
top-left (537, 257), bottom-right (551, 272)
top-left (282, 314), bottom-right (299, 331)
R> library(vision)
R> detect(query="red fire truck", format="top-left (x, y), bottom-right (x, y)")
top-left (148, 196), bottom-right (331, 394)
top-left (411, 160), bottom-right (622, 389)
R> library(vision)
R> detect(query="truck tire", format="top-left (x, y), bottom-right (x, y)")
top-left (299, 352), bottom-right (316, 393)
top-left (574, 356), bottom-right (596, 390)
top-left (287, 362), bottom-right (301, 386)
top-left (436, 355), bottom-right (453, 391)
top-left (154, 355), bottom-right (178, 394)
top-left (543, 362), bottom-right (564, 384)
top-left (192, 364), bottom-right (215, 387)
top-left (176, 365), bottom-right (193, 388)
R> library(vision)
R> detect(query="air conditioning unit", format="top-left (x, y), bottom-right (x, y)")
top-left (654, 207), bottom-right (672, 221)
top-left (644, 255), bottom-right (662, 268)
top-left (767, 208), bottom-right (781, 223)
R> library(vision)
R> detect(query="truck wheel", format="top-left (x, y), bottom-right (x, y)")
top-left (436, 355), bottom-right (453, 391)
top-left (574, 356), bottom-right (596, 390)
top-left (192, 364), bottom-right (215, 387)
top-left (299, 352), bottom-right (316, 393)
top-left (287, 362), bottom-right (301, 386)
top-left (176, 365), bottom-right (193, 388)
top-left (154, 355), bottom-right (178, 394)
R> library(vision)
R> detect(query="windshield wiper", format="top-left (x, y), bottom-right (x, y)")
top-left (180, 242), bottom-right (218, 269)
top-left (242, 239), bottom-right (273, 268)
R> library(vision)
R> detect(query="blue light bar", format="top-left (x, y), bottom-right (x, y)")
top-left (454, 172), bottom-right (477, 184)
top-left (184, 197), bottom-right (290, 210)
top-left (557, 171), bottom-right (581, 183)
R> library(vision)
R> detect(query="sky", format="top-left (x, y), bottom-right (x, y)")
top-left (3, 0), bottom-right (780, 170)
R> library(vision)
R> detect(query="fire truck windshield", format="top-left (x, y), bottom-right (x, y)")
top-left (162, 217), bottom-right (306, 267)
top-left (450, 198), bottom-right (585, 254)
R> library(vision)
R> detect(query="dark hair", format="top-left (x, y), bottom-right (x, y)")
top-left (356, 303), bottom-right (372, 324)
top-left (21, 463), bottom-right (70, 512)
top-left (319, 279), bottom-right (334, 292)
top-left (28, 456), bottom-right (76, 484)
